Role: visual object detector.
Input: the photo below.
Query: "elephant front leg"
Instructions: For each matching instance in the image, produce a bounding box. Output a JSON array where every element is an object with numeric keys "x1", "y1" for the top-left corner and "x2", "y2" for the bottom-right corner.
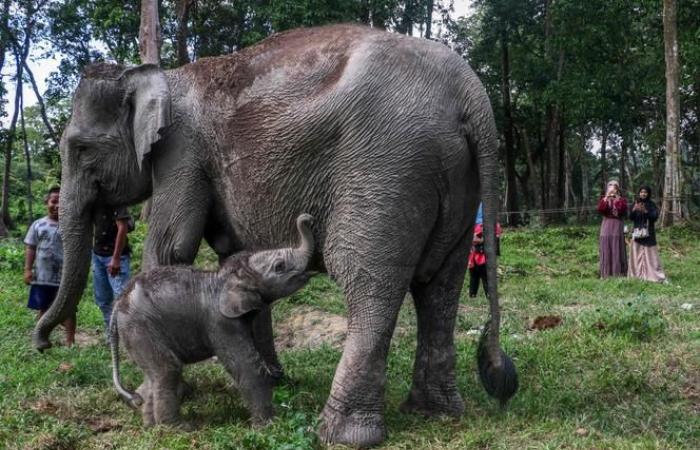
[
  {"x1": 215, "y1": 338, "x2": 275, "y2": 426},
  {"x1": 400, "y1": 234, "x2": 469, "y2": 417},
  {"x1": 143, "y1": 181, "x2": 210, "y2": 270},
  {"x1": 318, "y1": 270, "x2": 409, "y2": 448},
  {"x1": 251, "y1": 306, "x2": 284, "y2": 383}
]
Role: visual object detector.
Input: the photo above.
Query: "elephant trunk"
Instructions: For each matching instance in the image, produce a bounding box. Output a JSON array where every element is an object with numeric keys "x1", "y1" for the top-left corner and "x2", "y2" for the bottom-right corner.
[
  {"x1": 32, "y1": 181, "x2": 95, "y2": 351},
  {"x1": 293, "y1": 213, "x2": 315, "y2": 266},
  {"x1": 475, "y1": 113, "x2": 518, "y2": 405}
]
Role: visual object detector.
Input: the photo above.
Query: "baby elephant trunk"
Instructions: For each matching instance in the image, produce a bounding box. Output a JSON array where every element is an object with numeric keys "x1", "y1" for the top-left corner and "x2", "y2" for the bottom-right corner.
[
  {"x1": 110, "y1": 312, "x2": 143, "y2": 409},
  {"x1": 293, "y1": 213, "x2": 315, "y2": 266}
]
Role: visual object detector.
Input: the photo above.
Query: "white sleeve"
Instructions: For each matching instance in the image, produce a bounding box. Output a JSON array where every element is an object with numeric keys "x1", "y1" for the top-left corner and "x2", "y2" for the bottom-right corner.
[{"x1": 24, "y1": 221, "x2": 38, "y2": 247}]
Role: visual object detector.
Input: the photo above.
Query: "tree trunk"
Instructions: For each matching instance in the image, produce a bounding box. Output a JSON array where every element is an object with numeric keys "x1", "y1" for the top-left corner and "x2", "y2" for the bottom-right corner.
[
  {"x1": 660, "y1": 0, "x2": 683, "y2": 226},
  {"x1": 22, "y1": 61, "x2": 59, "y2": 148},
  {"x1": 139, "y1": 0, "x2": 162, "y2": 222},
  {"x1": 580, "y1": 156, "x2": 590, "y2": 222},
  {"x1": 0, "y1": 0, "x2": 10, "y2": 80},
  {"x1": 558, "y1": 114, "x2": 566, "y2": 213},
  {"x1": 542, "y1": 1, "x2": 565, "y2": 224},
  {"x1": 600, "y1": 125, "x2": 609, "y2": 194},
  {"x1": 500, "y1": 26, "x2": 520, "y2": 226},
  {"x1": 515, "y1": 125, "x2": 534, "y2": 211},
  {"x1": 424, "y1": 0, "x2": 434, "y2": 39},
  {"x1": 620, "y1": 127, "x2": 630, "y2": 196},
  {"x1": 400, "y1": 1, "x2": 414, "y2": 35},
  {"x1": 564, "y1": 141, "x2": 572, "y2": 211},
  {"x1": 175, "y1": 0, "x2": 191, "y2": 66},
  {"x1": 139, "y1": 0, "x2": 161, "y2": 65},
  {"x1": 2, "y1": 45, "x2": 28, "y2": 229},
  {"x1": 20, "y1": 91, "x2": 33, "y2": 224}
]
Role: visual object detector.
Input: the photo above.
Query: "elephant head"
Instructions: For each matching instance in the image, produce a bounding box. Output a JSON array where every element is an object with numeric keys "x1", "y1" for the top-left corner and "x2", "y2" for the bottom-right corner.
[
  {"x1": 219, "y1": 214, "x2": 316, "y2": 316},
  {"x1": 33, "y1": 64, "x2": 171, "y2": 350}
]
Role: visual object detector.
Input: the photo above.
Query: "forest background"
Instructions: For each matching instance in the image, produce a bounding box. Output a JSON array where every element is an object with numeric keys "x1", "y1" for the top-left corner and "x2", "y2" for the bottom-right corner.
[{"x1": 1, "y1": 0, "x2": 699, "y2": 234}]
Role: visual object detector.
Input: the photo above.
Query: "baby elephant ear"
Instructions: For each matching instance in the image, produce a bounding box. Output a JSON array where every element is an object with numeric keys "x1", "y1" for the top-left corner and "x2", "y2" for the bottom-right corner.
[{"x1": 219, "y1": 286, "x2": 265, "y2": 319}]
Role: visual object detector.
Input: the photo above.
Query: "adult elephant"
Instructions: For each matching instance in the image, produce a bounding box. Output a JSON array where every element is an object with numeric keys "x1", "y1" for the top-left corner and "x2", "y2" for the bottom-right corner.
[{"x1": 34, "y1": 24, "x2": 516, "y2": 447}]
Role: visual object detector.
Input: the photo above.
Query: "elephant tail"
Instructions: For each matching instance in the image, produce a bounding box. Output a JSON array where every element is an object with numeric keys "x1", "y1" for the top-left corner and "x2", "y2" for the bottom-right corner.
[
  {"x1": 468, "y1": 87, "x2": 519, "y2": 406},
  {"x1": 110, "y1": 311, "x2": 143, "y2": 409}
]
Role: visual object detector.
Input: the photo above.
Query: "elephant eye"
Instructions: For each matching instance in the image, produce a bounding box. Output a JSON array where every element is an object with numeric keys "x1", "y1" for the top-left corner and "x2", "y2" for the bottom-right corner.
[{"x1": 273, "y1": 260, "x2": 286, "y2": 274}]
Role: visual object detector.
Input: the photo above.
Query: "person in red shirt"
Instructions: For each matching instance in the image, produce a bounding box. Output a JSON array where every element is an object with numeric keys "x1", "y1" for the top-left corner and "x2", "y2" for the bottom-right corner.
[
  {"x1": 597, "y1": 180, "x2": 628, "y2": 278},
  {"x1": 468, "y1": 222, "x2": 502, "y2": 298}
]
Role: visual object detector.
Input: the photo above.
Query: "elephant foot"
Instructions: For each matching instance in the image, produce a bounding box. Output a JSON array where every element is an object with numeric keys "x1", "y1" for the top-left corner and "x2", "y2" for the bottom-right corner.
[
  {"x1": 318, "y1": 404, "x2": 386, "y2": 448},
  {"x1": 177, "y1": 380, "x2": 194, "y2": 400},
  {"x1": 399, "y1": 386, "x2": 465, "y2": 418},
  {"x1": 263, "y1": 362, "x2": 288, "y2": 386},
  {"x1": 32, "y1": 329, "x2": 53, "y2": 352},
  {"x1": 162, "y1": 420, "x2": 195, "y2": 432}
]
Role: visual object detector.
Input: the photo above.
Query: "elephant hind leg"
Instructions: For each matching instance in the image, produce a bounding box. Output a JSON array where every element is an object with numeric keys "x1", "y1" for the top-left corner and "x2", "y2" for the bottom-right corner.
[
  {"x1": 400, "y1": 229, "x2": 471, "y2": 417},
  {"x1": 318, "y1": 262, "x2": 413, "y2": 448},
  {"x1": 137, "y1": 379, "x2": 155, "y2": 427},
  {"x1": 151, "y1": 368, "x2": 187, "y2": 427}
]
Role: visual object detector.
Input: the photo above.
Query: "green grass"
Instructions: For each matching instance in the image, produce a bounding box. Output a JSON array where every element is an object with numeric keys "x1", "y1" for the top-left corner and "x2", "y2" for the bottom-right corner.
[{"x1": 1, "y1": 224, "x2": 699, "y2": 449}]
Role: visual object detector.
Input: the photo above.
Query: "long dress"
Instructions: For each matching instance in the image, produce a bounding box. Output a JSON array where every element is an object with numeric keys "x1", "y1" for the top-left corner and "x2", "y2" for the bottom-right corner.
[
  {"x1": 598, "y1": 196, "x2": 628, "y2": 278},
  {"x1": 628, "y1": 200, "x2": 666, "y2": 282}
]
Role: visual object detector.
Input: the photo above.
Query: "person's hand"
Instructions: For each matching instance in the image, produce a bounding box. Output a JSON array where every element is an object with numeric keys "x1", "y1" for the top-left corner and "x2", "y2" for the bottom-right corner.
[
  {"x1": 23, "y1": 269, "x2": 33, "y2": 285},
  {"x1": 108, "y1": 258, "x2": 121, "y2": 277}
]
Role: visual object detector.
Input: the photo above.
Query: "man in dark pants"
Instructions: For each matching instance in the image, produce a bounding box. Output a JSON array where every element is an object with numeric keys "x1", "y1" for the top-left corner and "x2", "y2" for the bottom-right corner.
[
  {"x1": 92, "y1": 206, "x2": 133, "y2": 340},
  {"x1": 467, "y1": 221, "x2": 502, "y2": 298}
]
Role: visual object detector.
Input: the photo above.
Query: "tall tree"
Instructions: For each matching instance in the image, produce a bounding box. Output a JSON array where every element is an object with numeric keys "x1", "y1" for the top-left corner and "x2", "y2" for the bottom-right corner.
[
  {"x1": 499, "y1": 15, "x2": 520, "y2": 225},
  {"x1": 20, "y1": 89, "x2": 34, "y2": 223},
  {"x1": 175, "y1": 0, "x2": 192, "y2": 66},
  {"x1": 660, "y1": 0, "x2": 682, "y2": 225},
  {"x1": 140, "y1": 0, "x2": 161, "y2": 65},
  {"x1": 2, "y1": 0, "x2": 41, "y2": 231}
]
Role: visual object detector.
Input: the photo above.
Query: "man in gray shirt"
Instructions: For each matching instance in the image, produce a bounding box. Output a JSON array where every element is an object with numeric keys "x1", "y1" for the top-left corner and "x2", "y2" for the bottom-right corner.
[{"x1": 24, "y1": 186, "x2": 76, "y2": 346}]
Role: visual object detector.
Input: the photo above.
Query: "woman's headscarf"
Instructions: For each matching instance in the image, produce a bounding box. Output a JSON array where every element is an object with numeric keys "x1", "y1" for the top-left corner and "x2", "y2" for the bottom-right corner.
[
  {"x1": 637, "y1": 185, "x2": 653, "y2": 202},
  {"x1": 606, "y1": 180, "x2": 620, "y2": 195}
]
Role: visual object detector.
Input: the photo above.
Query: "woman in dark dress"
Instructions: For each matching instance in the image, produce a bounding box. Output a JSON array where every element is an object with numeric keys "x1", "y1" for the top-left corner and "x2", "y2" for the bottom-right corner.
[
  {"x1": 598, "y1": 180, "x2": 628, "y2": 278},
  {"x1": 628, "y1": 186, "x2": 666, "y2": 282}
]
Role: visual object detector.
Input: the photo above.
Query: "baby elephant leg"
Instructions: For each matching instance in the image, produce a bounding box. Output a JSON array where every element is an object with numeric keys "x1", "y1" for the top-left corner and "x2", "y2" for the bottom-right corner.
[
  {"x1": 151, "y1": 368, "x2": 187, "y2": 427},
  {"x1": 216, "y1": 341, "x2": 274, "y2": 425},
  {"x1": 137, "y1": 379, "x2": 155, "y2": 427}
]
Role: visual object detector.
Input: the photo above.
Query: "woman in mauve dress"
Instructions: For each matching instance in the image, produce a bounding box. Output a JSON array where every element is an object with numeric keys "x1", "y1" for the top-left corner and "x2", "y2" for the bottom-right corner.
[
  {"x1": 598, "y1": 180, "x2": 628, "y2": 278},
  {"x1": 628, "y1": 186, "x2": 666, "y2": 282}
]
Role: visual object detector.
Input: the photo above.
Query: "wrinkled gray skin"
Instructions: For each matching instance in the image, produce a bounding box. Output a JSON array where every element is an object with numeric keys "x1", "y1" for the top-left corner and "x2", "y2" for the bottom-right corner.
[
  {"x1": 110, "y1": 214, "x2": 315, "y2": 427},
  {"x1": 35, "y1": 24, "x2": 508, "y2": 447}
]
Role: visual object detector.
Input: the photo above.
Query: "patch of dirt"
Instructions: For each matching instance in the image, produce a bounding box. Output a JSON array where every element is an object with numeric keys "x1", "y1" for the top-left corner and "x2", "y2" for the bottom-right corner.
[
  {"x1": 56, "y1": 362, "x2": 74, "y2": 373},
  {"x1": 29, "y1": 399, "x2": 59, "y2": 415},
  {"x1": 458, "y1": 303, "x2": 484, "y2": 315},
  {"x1": 26, "y1": 398, "x2": 74, "y2": 422},
  {"x1": 275, "y1": 306, "x2": 347, "y2": 350},
  {"x1": 85, "y1": 417, "x2": 121, "y2": 433},
  {"x1": 529, "y1": 315, "x2": 563, "y2": 331},
  {"x1": 24, "y1": 433, "x2": 75, "y2": 450},
  {"x1": 74, "y1": 330, "x2": 102, "y2": 347}
]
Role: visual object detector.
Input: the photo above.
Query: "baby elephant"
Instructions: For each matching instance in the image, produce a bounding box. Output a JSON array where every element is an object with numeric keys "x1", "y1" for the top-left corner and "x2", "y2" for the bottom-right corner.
[{"x1": 110, "y1": 214, "x2": 315, "y2": 428}]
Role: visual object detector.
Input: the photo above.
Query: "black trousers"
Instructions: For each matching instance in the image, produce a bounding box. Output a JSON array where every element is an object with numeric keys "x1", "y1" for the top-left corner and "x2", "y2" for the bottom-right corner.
[{"x1": 469, "y1": 264, "x2": 489, "y2": 297}]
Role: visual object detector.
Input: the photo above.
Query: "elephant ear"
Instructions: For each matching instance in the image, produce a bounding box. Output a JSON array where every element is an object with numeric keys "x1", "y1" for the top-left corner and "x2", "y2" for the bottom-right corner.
[
  {"x1": 119, "y1": 65, "x2": 171, "y2": 170},
  {"x1": 219, "y1": 282, "x2": 265, "y2": 319}
]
